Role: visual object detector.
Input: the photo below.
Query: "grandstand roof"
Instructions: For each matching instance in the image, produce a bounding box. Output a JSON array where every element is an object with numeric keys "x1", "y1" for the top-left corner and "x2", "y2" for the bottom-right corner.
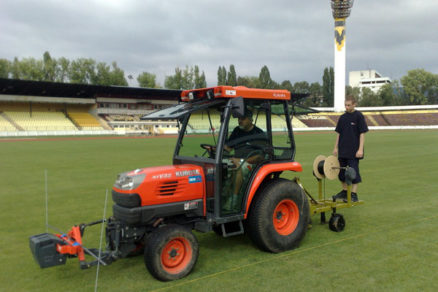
[{"x1": 0, "y1": 78, "x2": 181, "y2": 100}]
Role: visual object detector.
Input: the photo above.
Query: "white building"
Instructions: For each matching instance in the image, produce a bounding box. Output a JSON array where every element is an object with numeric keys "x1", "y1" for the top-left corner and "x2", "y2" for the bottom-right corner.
[{"x1": 349, "y1": 70, "x2": 391, "y2": 93}]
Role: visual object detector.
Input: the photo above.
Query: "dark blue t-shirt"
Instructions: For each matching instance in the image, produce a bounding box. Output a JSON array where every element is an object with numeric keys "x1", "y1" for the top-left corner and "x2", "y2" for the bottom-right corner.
[
  {"x1": 226, "y1": 126, "x2": 267, "y2": 158},
  {"x1": 335, "y1": 110, "x2": 368, "y2": 159}
]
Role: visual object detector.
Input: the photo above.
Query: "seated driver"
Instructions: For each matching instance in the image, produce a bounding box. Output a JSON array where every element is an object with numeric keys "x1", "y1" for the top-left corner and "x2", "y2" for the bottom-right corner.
[{"x1": 224, "y1": 109, "x2": 267, "y2": 206}]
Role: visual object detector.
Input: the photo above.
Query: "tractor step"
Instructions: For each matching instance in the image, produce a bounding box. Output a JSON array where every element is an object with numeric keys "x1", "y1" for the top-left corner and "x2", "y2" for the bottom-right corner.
[{"x1": 220, "y1": 221, "x2": 244, "y2": 238}]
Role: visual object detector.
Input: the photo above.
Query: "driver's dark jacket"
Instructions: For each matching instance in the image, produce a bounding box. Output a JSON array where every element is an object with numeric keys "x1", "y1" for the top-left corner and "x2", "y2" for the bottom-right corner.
[{"x1": 225, "y1": 126, "x2": 267, "y2": 158}]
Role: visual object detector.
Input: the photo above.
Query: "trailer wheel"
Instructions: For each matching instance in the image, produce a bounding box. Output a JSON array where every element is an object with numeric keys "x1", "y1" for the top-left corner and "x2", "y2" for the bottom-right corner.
[
  {"x1": 329, "y1": 214, "x2": 345, "y2": 232},
  {"x1": 144, "y1": 225, "x2": 199, "y2": 281},
  {"x1": 247, "y1": 178, "x2": 309, "y2": 253}
]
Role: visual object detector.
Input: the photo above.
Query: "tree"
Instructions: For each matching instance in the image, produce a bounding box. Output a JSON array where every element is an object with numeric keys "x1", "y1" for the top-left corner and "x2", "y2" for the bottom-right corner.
[
  {"x1": 382, "y1": 80, "x2": 410, "y2": 105},
  {"x1": 322, "y1": 67, "x2": 334, "y2": 106},
  {"x1": 137, "y1": 72, "x2": 157, "y2": 88},
  {"x1": 2, "y1": 53, "x2": 128, "y2": 86},
  {"x1": 0, "y1": 59, "x2": 9, "y2": 78},
  {"x1": 237, "y1": 76, "x2": 259, "y2": 88},
  {"x1": 346, "y1": 86, "x2": 360, "y2": 103},
  {"x1": 18, "y1": 57, "x2": 45, "y2": 81},
  {"x1": 165, "y1": 65, "x2": 206, "y2": 90},
  {"x1": 181, "y1": 66, "x2": 194, "y2": 90},
  {"x1": 95, "y1": 62, "x2": 112, "y2": 85},
  {"x1": 217, "y1": 66, "x2": 227, "y2": 85},
  {"x1": 55, "y1": 57, "x2": 70, "y2": 83},
  {"x1": 227, "y1": 65, "x2": 237, "y2": 86},
  {"x1": 200, "y1": 72, "x2": 207, "y2": 88},
  {"x1": 108, "y1": 62, "x2": 128, "y2": 86},
  {"x1": 378, "y1": 83, "x2": 400, "y2": 106},
  {"x1": 259, "y1": 65, "x2": 273, "y2": 89},
  {"x1": 307, "y1": 82, "x2": 323, "y2": 107},
  {"x1": 401, "y1": 69, "x2": 438, "y2": 105},
  {"x1": 280, "y1": 80, "x2": 293, "y2": 92},
  {"x1": 194, "y1": 65, "x2": 206, "y2": 88},
  {"x1": 10, "y1": 58, "x2": 20, "y2": 79},
  {"x1": 43, "y1": 51, "x2": 56, "y2": 82},
  {"x1": 165, "y1": 67, "x2": 183, "y2": 89},
  {"x1": 358, "y1": 88, "x2": 380, "y2": 106},
  {"x1": 69, "y1": 58, "x2": 96, "y2": 84},
  {"x1": 293, "y1": 81, "x2": 310, "y2": 94}
]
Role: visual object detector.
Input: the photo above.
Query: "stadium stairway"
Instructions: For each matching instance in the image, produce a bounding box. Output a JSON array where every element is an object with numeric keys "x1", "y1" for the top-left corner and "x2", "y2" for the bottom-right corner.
[
  {"x1": 97, "y1": 115, "x2": 113, "y2": 130},
  {"x1": 0, "y1": 112, "x2": 24, "y2": 131}
]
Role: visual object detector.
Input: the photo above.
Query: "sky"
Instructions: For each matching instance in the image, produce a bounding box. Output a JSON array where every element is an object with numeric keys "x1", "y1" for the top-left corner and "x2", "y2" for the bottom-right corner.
[{"x1": 1, "y1": 0, "x2": 438, "y2": 87}]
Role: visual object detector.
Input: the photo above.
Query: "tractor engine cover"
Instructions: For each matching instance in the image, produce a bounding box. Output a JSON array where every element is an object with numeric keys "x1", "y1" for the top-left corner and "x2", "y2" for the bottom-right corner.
[{"x1": 112, "y1": 165, "x2": 205, "y2": 224}]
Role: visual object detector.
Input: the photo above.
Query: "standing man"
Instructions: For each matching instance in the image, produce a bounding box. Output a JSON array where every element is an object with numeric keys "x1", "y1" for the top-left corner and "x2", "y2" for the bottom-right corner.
[{"x1": 332, "y1": 96, "x2": 368, "y2": 202}]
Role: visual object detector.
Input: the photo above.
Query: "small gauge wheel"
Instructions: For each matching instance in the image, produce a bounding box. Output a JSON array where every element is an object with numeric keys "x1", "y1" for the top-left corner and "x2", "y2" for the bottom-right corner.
[{"x1": 329, "y1": 213, "x2": 345, "y2": 232}]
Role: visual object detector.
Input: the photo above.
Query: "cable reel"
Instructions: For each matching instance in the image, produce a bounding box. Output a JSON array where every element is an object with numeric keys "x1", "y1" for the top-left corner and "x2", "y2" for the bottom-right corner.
[
  {"x1": 312, "y1": 155, "x2": 340, "y2": 180},
  {"x1": 312, "y1": 155, "x2": 356, "y2": 184}
]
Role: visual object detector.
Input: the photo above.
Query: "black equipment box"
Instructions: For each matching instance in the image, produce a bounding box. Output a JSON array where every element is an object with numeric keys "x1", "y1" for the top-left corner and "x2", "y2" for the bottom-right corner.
[{"x1": 29, "y1": 233, "x2": 67, "y2": 268}]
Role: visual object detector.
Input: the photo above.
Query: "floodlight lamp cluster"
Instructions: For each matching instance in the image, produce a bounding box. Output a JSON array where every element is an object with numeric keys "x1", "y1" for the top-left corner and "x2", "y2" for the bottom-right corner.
[{"x1": 331, "y1": 0, "x2": 354, "y2": 19}]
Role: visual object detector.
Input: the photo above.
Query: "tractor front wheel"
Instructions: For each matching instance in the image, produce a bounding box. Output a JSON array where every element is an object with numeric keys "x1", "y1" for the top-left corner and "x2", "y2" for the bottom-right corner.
[
  {"x1": 247, "y1": 178, "x2": 309, "y2": 253},
  {"x1": 144, "y1": 225, "x2": 199, "y2": 281}
]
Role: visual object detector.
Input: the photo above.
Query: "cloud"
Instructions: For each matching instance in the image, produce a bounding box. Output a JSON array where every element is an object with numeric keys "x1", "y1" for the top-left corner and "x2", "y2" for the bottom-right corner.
[{"x1": 1, "y1": 0, "x2": 437, "y2": 86}]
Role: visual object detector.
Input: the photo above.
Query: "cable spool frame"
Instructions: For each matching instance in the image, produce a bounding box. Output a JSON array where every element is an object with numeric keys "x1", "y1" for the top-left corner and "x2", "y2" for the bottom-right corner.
[{"x1": 295, "y1": 154, "x2": 365, "y2": 232}]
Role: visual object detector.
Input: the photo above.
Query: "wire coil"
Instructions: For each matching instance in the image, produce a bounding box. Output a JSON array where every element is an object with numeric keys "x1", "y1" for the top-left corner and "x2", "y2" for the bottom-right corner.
[{"x1": 312, "y1": 155, "x2": 340, "y2": 180}]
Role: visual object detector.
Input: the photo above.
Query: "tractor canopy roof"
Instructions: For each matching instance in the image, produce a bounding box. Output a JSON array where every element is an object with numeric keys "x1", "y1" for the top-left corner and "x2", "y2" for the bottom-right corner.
[
  {"x1": 142, "y1": 86, "x2": 291, "y2": 120},
  {"x1": 180, "y1": 86, "x2": 290, "y2": 102}
]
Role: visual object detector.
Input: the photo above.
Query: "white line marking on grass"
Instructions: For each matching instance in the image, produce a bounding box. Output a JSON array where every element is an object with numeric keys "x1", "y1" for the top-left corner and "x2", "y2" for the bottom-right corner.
[{"x1": 151, "y1": 214, "x2": 438, "y2": 292}]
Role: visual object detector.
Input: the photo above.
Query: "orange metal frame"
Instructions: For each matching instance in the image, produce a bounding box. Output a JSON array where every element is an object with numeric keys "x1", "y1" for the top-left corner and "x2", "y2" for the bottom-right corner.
[
  {"x1": 181, "y1": 86, "x2": 290, "y2": 101},
  {"x1": 55, "y1": 226, "x2": 86, "y2": 262}
]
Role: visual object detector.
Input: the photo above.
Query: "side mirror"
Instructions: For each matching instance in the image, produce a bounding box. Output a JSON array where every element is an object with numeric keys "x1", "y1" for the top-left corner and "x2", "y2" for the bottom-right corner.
[{"x1": 229, "y1": 97, "x2": 245, "y2": 118}]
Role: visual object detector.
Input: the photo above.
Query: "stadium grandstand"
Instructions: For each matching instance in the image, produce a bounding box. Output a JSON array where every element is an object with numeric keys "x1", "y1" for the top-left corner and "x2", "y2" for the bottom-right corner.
[
  {"x1": 1, "y1": 78, "x2": 438, "y2": 137},
  {"x1": 0, "y1": 78, "x2": 180, "y2": 136},
  {"x1": 298, "y1": 106, "x2": 438, "y2": 131}
]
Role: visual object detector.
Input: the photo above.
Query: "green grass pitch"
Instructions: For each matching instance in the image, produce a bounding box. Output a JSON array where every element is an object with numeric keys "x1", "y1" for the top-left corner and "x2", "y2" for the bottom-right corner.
[{"x1": 1, "y1": 130, "x2": 437, "y2": 291}]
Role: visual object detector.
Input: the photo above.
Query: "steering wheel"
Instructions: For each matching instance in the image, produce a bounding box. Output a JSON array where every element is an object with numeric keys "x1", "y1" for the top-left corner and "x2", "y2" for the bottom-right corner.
[{"x1": 200, "y1": 144, "x2": 216, "y2": 158}]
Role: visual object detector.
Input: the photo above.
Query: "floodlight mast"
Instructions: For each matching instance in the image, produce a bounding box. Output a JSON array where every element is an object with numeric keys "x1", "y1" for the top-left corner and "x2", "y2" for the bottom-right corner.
[{"x1": 331, "y1": 0, "x2": 354, "y2": 112}]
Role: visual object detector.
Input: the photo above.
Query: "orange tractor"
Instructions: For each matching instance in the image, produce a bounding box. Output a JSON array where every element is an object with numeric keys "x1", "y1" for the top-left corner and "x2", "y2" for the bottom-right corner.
[{"x1": 30, "y1": 86, "x2": 315, "y2": 281}]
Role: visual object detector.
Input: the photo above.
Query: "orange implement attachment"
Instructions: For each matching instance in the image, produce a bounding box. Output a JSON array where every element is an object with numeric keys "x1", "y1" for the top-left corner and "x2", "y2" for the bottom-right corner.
[
  {"x1": 181, "y1": 86, "x2": 290, "y2": 101},
  {"x1": 55, "y1": 226, "x2": 86, "y2": 262}
]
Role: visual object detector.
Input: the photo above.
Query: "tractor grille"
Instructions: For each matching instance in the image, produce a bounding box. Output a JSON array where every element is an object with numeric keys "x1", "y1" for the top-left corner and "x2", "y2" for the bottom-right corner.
[{"x1": 157, "y1": 179, "x2": 187, "y2": 196}]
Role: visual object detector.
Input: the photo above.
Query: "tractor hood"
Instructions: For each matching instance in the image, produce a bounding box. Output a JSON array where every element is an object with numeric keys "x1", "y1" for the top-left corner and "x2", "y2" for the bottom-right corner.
[{"x1": 113, "y1": 164, "x2": 205, "y2": 206}]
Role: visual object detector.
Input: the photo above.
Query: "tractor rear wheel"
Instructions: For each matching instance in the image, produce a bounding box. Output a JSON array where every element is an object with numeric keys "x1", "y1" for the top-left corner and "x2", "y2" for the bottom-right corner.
[
  {"x1": 144, "y1": 224, "x2": 199, "y2": 281},
  {"x1": 247, "y1": 178, "x2": 309, "y2": 253}
]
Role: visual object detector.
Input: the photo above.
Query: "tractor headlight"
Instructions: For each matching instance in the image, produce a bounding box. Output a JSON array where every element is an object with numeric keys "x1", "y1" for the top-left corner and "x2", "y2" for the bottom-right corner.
[{"x1": 114, "y1": 172, "x2": 146, "y2": 190}]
